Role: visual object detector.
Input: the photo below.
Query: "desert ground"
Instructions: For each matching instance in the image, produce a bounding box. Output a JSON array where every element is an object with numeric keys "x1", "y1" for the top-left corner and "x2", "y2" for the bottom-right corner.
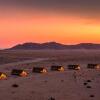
[{"x1": 0, "y1": 49, "x2": 100, "y2": 100}]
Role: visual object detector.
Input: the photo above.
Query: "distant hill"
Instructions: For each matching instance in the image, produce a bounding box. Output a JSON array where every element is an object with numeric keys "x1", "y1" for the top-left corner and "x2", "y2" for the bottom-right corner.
[{"x1": 9, "y1": 42, "x2": 100, "y2": 50}]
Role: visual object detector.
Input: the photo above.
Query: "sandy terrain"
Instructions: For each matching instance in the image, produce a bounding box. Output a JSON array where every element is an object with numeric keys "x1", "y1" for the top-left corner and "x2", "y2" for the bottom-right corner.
[{"x1": 0, "y1": 50, "x2": 100, "y2": 100}]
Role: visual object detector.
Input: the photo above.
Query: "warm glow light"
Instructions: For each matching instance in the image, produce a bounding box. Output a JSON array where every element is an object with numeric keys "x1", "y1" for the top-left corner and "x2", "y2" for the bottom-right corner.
[{"x1": 0, "y1": 7, "x2": 100, "y2": 48}]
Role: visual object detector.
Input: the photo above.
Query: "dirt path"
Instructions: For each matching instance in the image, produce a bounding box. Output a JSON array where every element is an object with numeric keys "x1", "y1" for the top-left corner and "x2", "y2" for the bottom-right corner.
[{"x1": 0, "y1": 58, "x2": 49, "y2": 68}]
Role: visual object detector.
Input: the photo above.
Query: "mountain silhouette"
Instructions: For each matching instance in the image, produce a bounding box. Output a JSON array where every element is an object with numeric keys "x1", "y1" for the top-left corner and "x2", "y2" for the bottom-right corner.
[{"x1": 10, "y1": 42, "x2": 100, "y2": 50}]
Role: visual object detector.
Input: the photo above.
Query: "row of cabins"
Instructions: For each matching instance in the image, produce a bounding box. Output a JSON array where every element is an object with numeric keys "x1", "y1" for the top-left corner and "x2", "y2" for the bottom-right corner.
[{"x1": 0, "y1": 64, "x2": 100, "y2": 80}]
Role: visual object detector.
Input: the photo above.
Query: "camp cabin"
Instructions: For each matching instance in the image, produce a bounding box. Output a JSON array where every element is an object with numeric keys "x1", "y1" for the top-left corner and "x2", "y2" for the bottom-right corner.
[
  {"x1": 87, "y1": 64, "x2": 100, "y2": 69},
  {"x1": 11, "y1": 69, "x2": 28, "y2": 77},
  {"x1": 51, "y1": 65, "x2": 64, "y2": 71},
  {"x1": 68, "y1": 65, "x2": 80, "y2": 70},
  {"x1": 0, "y1": 72, "x2": 7, "y2": 80},
  {"x1": 32, "y1": 67, "x2": 47, "y2": 73}
]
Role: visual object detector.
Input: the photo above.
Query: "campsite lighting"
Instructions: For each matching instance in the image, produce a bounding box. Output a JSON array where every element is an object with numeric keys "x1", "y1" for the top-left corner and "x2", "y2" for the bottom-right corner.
[
  {"x1": 33, "y1": 67, "x2": 47, "y2": 73},
  {"x1": 20, "y1": 71, "x2": 28, "y2": 77},
  {"x1": 87, "y1": 64, "x2": 100, "y2": 69},
  {"x1": 0, "y1": 72, "x2": 7, "y2": 80},
  {"x1": 68, "y1": 65, "x2": 80, "y2": 70},
  {"x1": 51, "y1": 65, "x2": 65, "y2": 71},
  {"x1": 11, "y1": 69, "x2": 28, "y2": 77}
]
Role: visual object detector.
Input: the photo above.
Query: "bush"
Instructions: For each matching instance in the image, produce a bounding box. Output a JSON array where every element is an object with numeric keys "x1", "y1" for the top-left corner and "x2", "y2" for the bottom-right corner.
[{"x1": 12, "y1": 84, "x2": 19, "y2": 88}]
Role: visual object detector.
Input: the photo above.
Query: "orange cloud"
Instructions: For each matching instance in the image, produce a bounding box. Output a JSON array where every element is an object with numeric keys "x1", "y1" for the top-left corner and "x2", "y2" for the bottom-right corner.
[{"x1": 0, "y1": 8, "x2": 100, "y2": 48}]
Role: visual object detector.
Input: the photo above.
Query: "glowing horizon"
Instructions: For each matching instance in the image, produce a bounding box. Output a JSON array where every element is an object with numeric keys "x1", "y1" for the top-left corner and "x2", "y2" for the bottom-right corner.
[{"x1": 0, "y1": 0, "x2": 100, "y2": 48}]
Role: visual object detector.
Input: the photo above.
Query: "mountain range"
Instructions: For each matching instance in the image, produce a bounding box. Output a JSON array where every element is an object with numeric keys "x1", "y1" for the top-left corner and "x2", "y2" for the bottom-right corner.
[{"x1": 9, "y1": 42, "x2": 100, "y2": 50}]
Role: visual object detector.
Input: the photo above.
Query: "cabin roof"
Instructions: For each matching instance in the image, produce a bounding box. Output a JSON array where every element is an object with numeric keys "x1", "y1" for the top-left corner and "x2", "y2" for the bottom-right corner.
[
  {"x1": 11, "y1": 69, "x2": 25, "y2": 74},
  {"x1": 51, "y1": 65, "x2": 62, "y2": 67},
  {"x1": 34, "y1": 67, "x2": 44, "y2": 68},
  {"x1": 88, "y1": 64, "x2": 99, "y2": 66},
  {"x1": 51, "y1": 66, "x2": 63, "y2": 69},
  {"x1": 68, "y1": 65, "x2": 79, "y2": 67},
  {"x1": 0, "y1": 72, "x2": 6, "y2": 76},
  {"x1": 33, "y1": 67, "x2": 45, "y2": 69}
]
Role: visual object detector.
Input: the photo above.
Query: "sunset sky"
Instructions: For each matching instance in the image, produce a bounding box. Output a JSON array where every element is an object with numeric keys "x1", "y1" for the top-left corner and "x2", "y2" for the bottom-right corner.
[{"x1": 0, "y1": 0, "x2": 100, "y2": 48}]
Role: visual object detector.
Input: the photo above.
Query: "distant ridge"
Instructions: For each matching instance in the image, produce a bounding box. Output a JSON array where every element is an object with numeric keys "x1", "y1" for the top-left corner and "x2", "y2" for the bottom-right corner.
[{"x1": 9, "y1": 42, "x2": 100, "y2": 50}]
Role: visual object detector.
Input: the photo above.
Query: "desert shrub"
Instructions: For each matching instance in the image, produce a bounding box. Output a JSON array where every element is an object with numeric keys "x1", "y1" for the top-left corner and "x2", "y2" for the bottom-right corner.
[{"x1": 12, "y1": 84, "x2": 19, "y2": 88}]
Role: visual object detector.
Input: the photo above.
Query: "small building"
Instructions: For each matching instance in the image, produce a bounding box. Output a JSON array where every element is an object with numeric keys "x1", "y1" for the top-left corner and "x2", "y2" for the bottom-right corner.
[
  {"x1": 68, "y1": 65, "x2": 80, "y2": 70},
  {"x1": 0, "y1": 72, "x2": 7, "y2": 80},
  {"x1": 51, "y1": 65, "x2": 64, "y2": 71},
  {"x1": 87, "y1": 64, "x2": 100, "y2": 69},
  {"x1": 32, "y1": 67, "x2": 47, "y2": 73},
  {"x1": 11, "y1": 69, "x2": 28, "y2": 77}
]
